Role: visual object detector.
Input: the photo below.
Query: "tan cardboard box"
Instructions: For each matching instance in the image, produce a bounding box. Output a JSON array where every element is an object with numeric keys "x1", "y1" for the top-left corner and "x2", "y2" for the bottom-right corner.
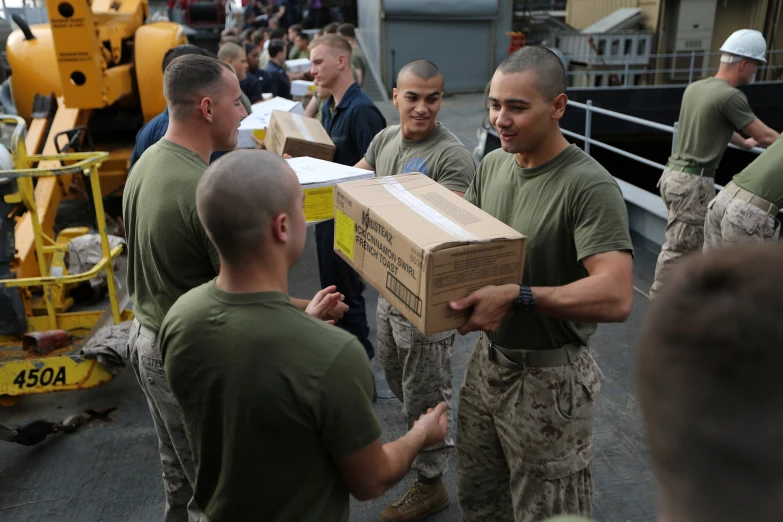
[
  {"x1": 237, "y1": 98, "x2": 304, "y2": 149},
  {"x1": 266, "y1": 110, "x2": 335, "y2": 161},
  {"x1": 334, "y1": 174, "x2": 526, "y2": 335}
]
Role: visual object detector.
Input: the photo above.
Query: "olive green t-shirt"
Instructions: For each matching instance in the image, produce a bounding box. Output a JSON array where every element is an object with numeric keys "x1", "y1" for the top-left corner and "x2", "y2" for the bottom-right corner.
[
  {"x1": 160, "y1": 282, "x2": 381, "y2": 522},
  {"x1": 123, "y1": 139, "x2": 219, "y2": 332},
  {"x1": 466, "y1": 145, "x2": 633, "y2": 350},
  {"x1": 364, "y1": 123, "x2": 476, "y2": 192},
  {"x1": 669, "y1": 77, "x2": 757, "y2": 171},
  {"x1": 288, "y1": 46, "x2": 309, "y2": 61},
  {"x1": 732, "y1": 135, "x2": 783, "y2": 207},
  {"x1": 351, "y1": 46, "x2": 368, "y2": 84}
]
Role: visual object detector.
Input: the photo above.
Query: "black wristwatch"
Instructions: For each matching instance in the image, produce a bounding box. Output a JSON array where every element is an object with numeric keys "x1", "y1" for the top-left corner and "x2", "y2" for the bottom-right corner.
[{"x1": 512, "y1": 285, "x2": 535, "y2": 313}]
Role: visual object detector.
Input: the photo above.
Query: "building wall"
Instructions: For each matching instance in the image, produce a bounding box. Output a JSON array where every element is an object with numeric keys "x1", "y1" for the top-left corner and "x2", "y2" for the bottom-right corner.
[{"x1": 566, "y1": 0, "x2": 662, "y2": 31}]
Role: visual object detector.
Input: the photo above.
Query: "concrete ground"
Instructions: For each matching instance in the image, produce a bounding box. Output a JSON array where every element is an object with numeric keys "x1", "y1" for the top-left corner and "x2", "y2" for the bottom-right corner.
[{"x1": 0, "y1": 94, "x2": 659, "y2": 521}]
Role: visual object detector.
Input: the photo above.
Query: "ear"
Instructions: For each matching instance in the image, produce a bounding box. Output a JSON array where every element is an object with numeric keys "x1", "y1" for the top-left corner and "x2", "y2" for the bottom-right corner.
[
  {"x1": 271, "y1": 212, "x2": 289, "y2": 244},
  {"x1": 392, "y1": 88, "x2": 399, "y2": 107},
  {"x1": 552, "y1": 93, "x2": 568, "y2": 121},
  {"x1": 200, "y1": 97, "x2": 215, "y2": 122}
]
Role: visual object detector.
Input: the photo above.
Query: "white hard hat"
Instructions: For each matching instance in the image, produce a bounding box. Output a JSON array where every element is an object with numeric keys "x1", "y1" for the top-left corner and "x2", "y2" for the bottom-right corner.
[{"x1": 720, "y1": 29, "x2": 767, "y2": 64}]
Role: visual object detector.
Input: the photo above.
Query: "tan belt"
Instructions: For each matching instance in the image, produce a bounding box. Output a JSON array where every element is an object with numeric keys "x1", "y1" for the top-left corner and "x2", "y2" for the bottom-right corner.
[
  {"x1": 488, "y1": 338, "x2": 585, "y2": 370},
  {"x1": 726, "y1": 181, "x2": 779, "y2": 216}
]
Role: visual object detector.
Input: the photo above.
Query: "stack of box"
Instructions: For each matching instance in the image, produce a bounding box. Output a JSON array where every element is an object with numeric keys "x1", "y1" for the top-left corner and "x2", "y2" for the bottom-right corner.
[
  {"x1": 285, "y1": 58, "x2": 311, "y2": 75},
  {"x1": 333, "y1": 174, "x2": 527, "y2": 334},
  {"x1": 236, "y1": 97, "x2": 304, "y2": 148},
  {"x1": 286, "y1": 156, "x2": 375, "y2": 224}
]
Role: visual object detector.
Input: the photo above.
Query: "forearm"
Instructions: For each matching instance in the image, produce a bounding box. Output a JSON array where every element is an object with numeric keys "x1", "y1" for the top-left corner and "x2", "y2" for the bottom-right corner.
[
  {"x1": 730, "y1": 132, "x2": 746, "y2": 146},
  {"x1": 305, "y1": 95, "x2": 319, "y2": 118},
  {"x1": 533, "y1": 273, "x2": 631, "y2": 323},
  {"x1": 374, "y1": 427, "x2": 428, "y2": 495},
  {"x1": 290, "y1": 297, "x2": 309, "y2": 310}
]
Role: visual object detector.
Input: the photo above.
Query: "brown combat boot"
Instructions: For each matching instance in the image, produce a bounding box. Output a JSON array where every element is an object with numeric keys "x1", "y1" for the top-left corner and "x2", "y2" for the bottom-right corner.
[{"x1": 379, "y1": 474, "x2": 449, "y2": 522}]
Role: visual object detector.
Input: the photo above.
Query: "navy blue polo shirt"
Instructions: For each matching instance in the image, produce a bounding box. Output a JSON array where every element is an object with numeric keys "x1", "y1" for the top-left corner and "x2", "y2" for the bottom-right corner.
[
  {"x1": 130, "y1": 108, "x2": 224, "y2": 168},
  {"x1": 321, "y1": 82, "x2": 386, "y2": 166},
  {"x1": 263, "y1": 61, "x2": 291, "y2": 100},
  {"x1": 240, "y1": 74, "x2": 265, "y2": 103}
]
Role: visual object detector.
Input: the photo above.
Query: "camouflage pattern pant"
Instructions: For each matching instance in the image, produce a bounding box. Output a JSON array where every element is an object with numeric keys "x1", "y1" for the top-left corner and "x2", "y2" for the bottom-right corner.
[
  {"x1": 703, "y1": 186, "x2": 780, "y2": 250},
  {"x1": 127, "y1": 319, "x2": 201, "y2": 522},
  {"x1": 456, "y1": 334, "x2": 601, "y2": 522},
  {"x1": 651, "y1": 168, "x2": 716, "y2": 298},
  {"x1": 377, "y1": 296, "x2": 455, "y2": 478}
]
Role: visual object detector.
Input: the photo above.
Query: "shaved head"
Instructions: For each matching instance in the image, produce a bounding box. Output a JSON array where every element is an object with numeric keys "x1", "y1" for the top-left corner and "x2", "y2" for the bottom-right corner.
[
  {"x1": 217, "y1": 42, "x2": 244, "y2": 62},
  {"x1": 498, "y1": 45, "x2": 566, "y2": 101},
  {"x1": 163, "y1": 55, "x2": 233, "y2": 121},
  {"x1": 398, "y1": 59, "x2": 442, "y2": 83},
  {"x1": 196, "y1": 151, "x2": 302, "y2": 265}
]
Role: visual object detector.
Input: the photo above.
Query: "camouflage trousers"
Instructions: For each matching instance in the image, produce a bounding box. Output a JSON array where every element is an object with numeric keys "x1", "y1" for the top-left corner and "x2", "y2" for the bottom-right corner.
[
  {"x1": 651, "y1": 168, "x2": 716, "y2": 298},
  {"x1": 127, "y1": 319, "x2": 201, "y2": 522},
  {"x1": 703, "y1": 184, "x2": 780, "y2": 250},
  {"x1": 456, "y1": 334, "x2": 601, "y2": 522},
  {"x1": 377, "y1": 296, "x2": 455, "y2": 478}
]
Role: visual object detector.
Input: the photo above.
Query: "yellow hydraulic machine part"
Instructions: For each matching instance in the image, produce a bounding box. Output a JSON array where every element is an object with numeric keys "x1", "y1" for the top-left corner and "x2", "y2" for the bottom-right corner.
[
  {"x1": 4, "y1": 0, "x2": 186, "y2": 304},
  {"x1": 0, "y1": 116, "x2": 132, "y2": 402}
]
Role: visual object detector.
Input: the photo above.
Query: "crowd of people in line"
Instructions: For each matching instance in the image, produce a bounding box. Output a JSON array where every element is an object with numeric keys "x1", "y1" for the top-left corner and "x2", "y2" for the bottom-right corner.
[{"x1": 120, "y1": 20, "x2": 783, "y2": 522}]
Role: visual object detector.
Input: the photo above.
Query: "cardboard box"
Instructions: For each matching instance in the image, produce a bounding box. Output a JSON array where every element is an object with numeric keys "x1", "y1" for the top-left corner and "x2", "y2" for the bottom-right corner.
[
  {"x1": 285, "y1": 58, "x2": 311, "y2": 74},
  {"x1": 267, "y1": 110, "x2": 335, "y2": 161},
  {"x1": 236, "y1": 98, "x2": 304, "y2": 148},
  {"x1": 287, "y1": 156, "x2": 375, "y2": 224},
  {"x1": 291, "y1": 80, "x2": 317, "y2": 97},
  {"x1": 334, "y1": 174, "x2": 526, "y2": 334}
]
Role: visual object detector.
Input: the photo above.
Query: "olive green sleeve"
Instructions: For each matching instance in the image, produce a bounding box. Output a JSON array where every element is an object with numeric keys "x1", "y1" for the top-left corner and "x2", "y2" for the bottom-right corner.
[
  {"x1": 572, "y1": 182, "x2": 634, "y2": 261},
  {"x1": 435, "y1": 145, "x2": 477, "y2": 193},
  {"x1": 723, "y1": 91, "x2": 757, "y2": 131},
  {"x1": 317, "y1": 340, "x2": 383, "y2": 458},
  {"x1": 464, "y1": 157, "x2": 484, "y2": 206}
]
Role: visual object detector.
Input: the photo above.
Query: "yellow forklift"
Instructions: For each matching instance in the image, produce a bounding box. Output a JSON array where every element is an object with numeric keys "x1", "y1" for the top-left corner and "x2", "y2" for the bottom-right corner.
[{"x1": 0, "y1": 0, "x2": 187, "y2": 416}]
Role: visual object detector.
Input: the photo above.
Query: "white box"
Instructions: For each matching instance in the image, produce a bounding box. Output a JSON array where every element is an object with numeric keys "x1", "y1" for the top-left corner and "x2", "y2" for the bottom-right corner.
[
  {"x1": 237, "y1": 98, "x2": 305, "y2": 149},
  {"x1": 286, "y1": 156, "x2": 375, "y2": 224},
  {"x1": 285, "y1": 58, "x2": 311, "y2": 74},
  {"x1": 291, "y1": 80, "x2": 316, "y2": 97}
]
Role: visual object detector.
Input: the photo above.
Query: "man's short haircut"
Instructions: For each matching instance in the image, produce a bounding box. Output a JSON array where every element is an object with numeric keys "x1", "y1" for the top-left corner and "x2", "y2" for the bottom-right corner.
[
  {"x1": 217, "y1": 42, "x2": 244, "y2": 62},
  {"x1": 196, "y1": 150, "x2": 300, "y2": 264},
  {"x1": 161, "y1": 44, "x2": 211, "y2": 73},
  {"x1": 251, "y1": 28, "x2": 268, "y2": 46},
  {"x1": 289, "y1": 23, "x2": 303, "y2": 36},
  {"x1": 240, "y1": 27, "x2": 253, "y2": 42},
  {"x1": 220, "y1": 36, "x2": 241, "y2": 47},
  {"x1": 268, "y1": 39, "x2": 285, "y2": 59},
  {"x1": 244, "y1": 42, "x2": 257, "y2": 56},
  {"x1": 296, "y1": 32, "x2": 310, "y2": 43},
  {"x1": 310, "y1": 34, "x2": 352, "y2": 59},
  {"x1": 497, "y1": 45, "x2": 567, "y2": 101},
  {"x1": 337, "y1": 23, "x2": 356, "y2": 39},
  {"x1": 270, "y1": 28, "x2": 285, "y2": 41},
  {"x1": 323, "y1": 22, "x2": 339, "y2": 35},
  {"x1": 398, "y1": 59, "x2": 443, "y2": 85},
  {"x1": 163, "y1": 55, "x2": 232, "y2": 121},
  {"x1": 638, "y1": 244, "x2": 783, "y2": 522}
]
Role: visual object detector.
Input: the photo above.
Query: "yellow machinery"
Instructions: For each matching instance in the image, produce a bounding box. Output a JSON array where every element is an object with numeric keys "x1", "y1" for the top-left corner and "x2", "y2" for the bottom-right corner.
[{"x1": 0, "y1": 0, "x2": 188, "y2": 402}]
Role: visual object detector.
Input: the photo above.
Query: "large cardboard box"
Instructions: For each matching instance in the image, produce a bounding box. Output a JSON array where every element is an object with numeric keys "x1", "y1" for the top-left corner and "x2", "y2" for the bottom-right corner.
[
  {"x1": 287, "y1": 157, "x2": 375, "y2": 224},
  {"x1": 267, "y1": 110, "x2": 335, "y2": 161},
  {"x1": 334, "y1": 174, "x2": 526, "y2": 334},
  {"x1": 236, "y1": 98, "x2": 304, "y2": 148}
]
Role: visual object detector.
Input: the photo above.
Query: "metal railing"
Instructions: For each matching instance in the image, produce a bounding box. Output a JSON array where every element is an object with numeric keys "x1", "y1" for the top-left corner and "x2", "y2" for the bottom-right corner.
[
  {"x1": 562, "y1": 99, "x2": 764, "y2": 194},
  {"x1": 562, "y1": 49, "x2": 783, "y2": 88}
]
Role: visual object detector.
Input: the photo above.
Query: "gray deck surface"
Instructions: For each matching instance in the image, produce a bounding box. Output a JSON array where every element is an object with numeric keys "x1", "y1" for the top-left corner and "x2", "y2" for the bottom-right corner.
[{"x1": 0, "y1": 94, "x2": 659, "y2": 522}]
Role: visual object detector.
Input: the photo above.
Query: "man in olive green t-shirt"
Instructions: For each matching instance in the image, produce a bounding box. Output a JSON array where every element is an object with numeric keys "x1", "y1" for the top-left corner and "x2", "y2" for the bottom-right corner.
[
  {"x1": 354, "y1": 59, "x2": 476, "y2": 522},
  {"x1": 651, "y1": 29, "x2": 779, "y2": 297},
  {"x1": 160, "y1": 150, "x2": 449, "y2": 522},
  {"x1": 123, "y1": 55, "x2": 345, "y2": 522},
  {"x1": 448, "y1": 46, "x2": 634, "y2": 522},
  {"x1": 704, "y1": 135, "x2": 783, "y2": 249},
  {"x1": 338, "y1": 23, "x2": 367, "y2": 88}
]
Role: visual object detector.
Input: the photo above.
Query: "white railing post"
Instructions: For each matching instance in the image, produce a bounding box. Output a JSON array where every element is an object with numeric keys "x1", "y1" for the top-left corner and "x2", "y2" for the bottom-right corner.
[
  {"x1": 624, "y1": 54, "x2": 630, "y2": 87},
  {"x1": 688, "y1": 50, "x2": 696, "y2": 84},
  {"x1": 672, "y1": 121, "x2": 679, "y2": 155},
  {"x1": 585, "y1": 100, "x2": 593, "y2": 155}
]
